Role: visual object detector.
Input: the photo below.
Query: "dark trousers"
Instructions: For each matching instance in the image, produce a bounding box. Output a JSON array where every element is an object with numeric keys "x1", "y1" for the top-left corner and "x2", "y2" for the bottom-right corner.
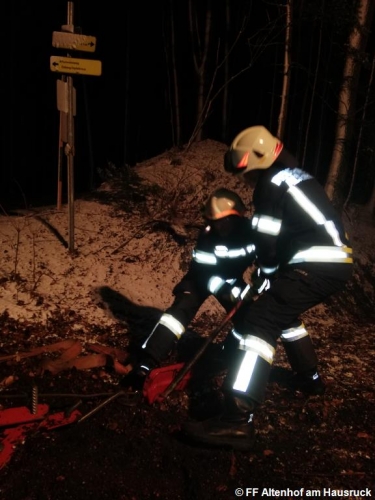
[
  {"x1": 142, "y1": 285, "x2": 238, "y2": 363},
  {"x1": 239, "y1": 267, "x2": 350, "y2": 348}
]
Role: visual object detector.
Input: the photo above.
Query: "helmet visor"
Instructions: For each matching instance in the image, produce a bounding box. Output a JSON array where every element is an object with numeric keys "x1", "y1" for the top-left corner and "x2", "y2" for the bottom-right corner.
[{"x1": 224, "y1": 150, "x2": 248, "y2": 175}]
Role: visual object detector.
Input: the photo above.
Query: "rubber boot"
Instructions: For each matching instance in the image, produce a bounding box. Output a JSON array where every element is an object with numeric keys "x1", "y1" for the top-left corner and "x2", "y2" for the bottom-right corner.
[
  {"x1": 287, "y1": 368, "x2": 326, "y2": 395},
  {"x1": 281, "y1": 324, "x2": 325, "y2": 395},
  {"x1": 182, "y1": 393, "x2": 256, "y2": 450}
]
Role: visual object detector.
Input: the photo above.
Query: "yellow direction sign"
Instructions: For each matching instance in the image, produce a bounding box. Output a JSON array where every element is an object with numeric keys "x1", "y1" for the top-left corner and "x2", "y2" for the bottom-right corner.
[
  {"x1": 50, "y1": 56, "x2": 102, "y2": 76},
  {"x1": 52, "y1": 31, "x2": 97, "y2": 53}
]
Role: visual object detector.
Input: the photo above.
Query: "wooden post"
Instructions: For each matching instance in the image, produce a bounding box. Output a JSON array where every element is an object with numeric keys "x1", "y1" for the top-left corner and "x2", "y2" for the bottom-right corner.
[{"x1": 65, "y1": 1, "x2": 75, "y2": 252}]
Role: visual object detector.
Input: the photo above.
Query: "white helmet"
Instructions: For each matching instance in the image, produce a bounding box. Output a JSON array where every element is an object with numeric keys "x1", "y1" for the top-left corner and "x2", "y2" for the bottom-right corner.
[
  {"x1": 224, "y1": 125, "x2": 283, "y2": 175},
  {"x1": 204, "y1": 188, "x2": 246, "y2": 220}
]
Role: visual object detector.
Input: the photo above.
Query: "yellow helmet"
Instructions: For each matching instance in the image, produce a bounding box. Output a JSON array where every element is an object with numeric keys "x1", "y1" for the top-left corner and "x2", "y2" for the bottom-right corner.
[
  {"x1": 224, "y1": 125, "x2": 283, "y2": 175},
  {"x1": 204, "y1": 188, "x2": 246, "y2": 220}
]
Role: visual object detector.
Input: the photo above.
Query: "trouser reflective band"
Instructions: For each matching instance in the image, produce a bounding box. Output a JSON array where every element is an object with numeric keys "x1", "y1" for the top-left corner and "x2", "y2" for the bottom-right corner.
[
  {"x1": 224, "y1": 335, "x2": 275, "y2": 404},
  {"x1": 141, "y1": 313, "x2": 185, "y2": 363},
  {"x1": 280, "y1": 323, "x2": 318, "y2": 373}
]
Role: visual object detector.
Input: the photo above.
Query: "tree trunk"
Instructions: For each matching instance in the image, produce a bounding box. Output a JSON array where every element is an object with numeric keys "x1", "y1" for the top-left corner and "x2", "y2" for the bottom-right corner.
[
  {"x1": 344, "y1": 52, "x2": 375, "y2": 211},
  {"x1": 300, "y1": 0, "x2": 324, "y2": 168},
  {"x1": 221, "y1": 0, "x2": 230, "y2": 142},
  {"x1": 277, "y1": 0, "x2": 292, "y2": 140},
  {"x1": 188, "y1": 0, "x2": 212, "y2": 142},
  {"x1": 325, "y1": 0, "x2": 373, "y2": 203}
]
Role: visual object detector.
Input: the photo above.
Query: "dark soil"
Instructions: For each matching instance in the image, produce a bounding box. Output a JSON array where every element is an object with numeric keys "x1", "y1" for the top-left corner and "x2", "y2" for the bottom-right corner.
[{"x1": 0, "y1": 304, "x2": 374, "y2": 500}]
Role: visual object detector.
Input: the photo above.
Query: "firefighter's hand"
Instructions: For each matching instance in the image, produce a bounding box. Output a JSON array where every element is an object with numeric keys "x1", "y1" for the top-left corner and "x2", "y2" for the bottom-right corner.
[
  {"x1": 222, "y1": 281, "x2": 245, "y2": 303},
  {"x1": 251, "y1": 268, "x2": 271, "y2": 295},
  {"x1": 121, "y1": 366, "x2": 149, "y2": 392}
]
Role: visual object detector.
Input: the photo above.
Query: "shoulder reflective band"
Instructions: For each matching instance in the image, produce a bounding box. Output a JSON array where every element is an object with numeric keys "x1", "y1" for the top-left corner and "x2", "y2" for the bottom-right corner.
[
  {"x1": 288, "y1": 245, "x2": 353, "y2": 264},
  {"x1": 192, "y1": 249, "x2": 217, "y2": 265},
  {"x1": 252, "y1": 215, "x2": 282, "y2": 236},
  {"x1": 280, "y1": 323, "x2": 308, "y2": 342},
  {"x1": 271, "y1": 167, "x2": 312, "y2": 187}
]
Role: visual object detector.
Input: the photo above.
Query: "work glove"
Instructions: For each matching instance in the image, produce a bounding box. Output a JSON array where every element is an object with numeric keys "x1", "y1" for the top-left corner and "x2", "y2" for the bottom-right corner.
[
  {"x1": 121, "y1": 355, "x2": 159, "y2": 392},
  {"x1": 121, "y1": 367, "x2": 148, "y2": 391},
  {"x1": 208, "y1": 276, "x2": 244, "y2": 304},
  {"x1": 251, "y1": 268, "x2": 271, "y2": 295}
]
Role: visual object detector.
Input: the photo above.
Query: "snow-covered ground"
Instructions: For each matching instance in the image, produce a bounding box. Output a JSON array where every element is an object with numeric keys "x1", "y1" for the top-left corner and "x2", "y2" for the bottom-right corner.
[{"x1": 0, "y1": 139, "x2": 374, "y2": 336}]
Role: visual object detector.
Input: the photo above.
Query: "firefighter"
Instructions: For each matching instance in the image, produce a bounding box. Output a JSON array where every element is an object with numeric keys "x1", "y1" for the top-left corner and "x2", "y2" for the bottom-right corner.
[
  {"x1": 182, "y1": 125, "x2": 354, "y2": 450},
  {"x1": 123, "y1": 188, "x2": 258, "y2": 390}
]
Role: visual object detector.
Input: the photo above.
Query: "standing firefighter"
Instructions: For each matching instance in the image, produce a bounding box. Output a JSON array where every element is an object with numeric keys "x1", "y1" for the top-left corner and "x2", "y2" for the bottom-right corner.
[
  {"x1": 123, "y1": 188, "x2": 258, "y2": 390},
  {"x1": 183, "y1": 125, "x2": 354, "y2": 450}
]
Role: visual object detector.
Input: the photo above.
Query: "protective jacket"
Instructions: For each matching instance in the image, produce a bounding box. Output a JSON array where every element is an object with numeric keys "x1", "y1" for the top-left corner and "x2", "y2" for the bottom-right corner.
[
  {"x1": 141, "y1": 217, "x2": 256, "y2": 365},
  {"x1": 184, "y1": 218, "x2": 256, "y2": 296},
  {"x1": 250, "y1": 164, "x2": 353, "y2": 279}
]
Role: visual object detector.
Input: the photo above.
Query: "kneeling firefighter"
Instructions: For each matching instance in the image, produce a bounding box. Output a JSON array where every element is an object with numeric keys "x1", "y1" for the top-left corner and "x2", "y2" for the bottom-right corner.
[
  {"x1": 123, "y1": 188, "x2": 257, "y2": 390},
  {"x1": 182, "y1": 126, "x2": 353, "y2": 450}
]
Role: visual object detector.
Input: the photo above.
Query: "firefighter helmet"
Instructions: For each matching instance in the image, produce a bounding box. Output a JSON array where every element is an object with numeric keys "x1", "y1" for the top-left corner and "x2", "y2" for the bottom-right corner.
[
  {"x1": 204, "y1": 188, "x2": 246, "y2": 220},
  {"x1": 224, "y1": 125, "x2": 283, "y2": 175}
]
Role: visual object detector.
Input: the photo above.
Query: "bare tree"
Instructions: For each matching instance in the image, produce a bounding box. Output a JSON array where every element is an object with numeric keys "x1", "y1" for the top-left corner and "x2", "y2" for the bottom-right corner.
[
  {"x1": 163, "y1": 0, "x2": 182, "y2": 146},
  {"x1": 188, "y1": 0, "x2": 213, "y2": 142},
  {"x1": 344, "y1": 52, "x2": 375, "y2": 212},
  {"x1": 221, "y1": 0, "x2": 230, "y2": 141},
  {"x1": 300, "y1": 0, "x2": 324, "y2": 168},
  {"x1": 277, "y1": 0, "x2": 293, "y2": 140},
  {"x1": 325, "y1": 0, "x2": 374, "y2": 203}
]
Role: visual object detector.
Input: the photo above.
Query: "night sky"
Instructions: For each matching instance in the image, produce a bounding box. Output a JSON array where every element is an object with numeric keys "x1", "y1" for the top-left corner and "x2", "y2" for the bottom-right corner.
[
  {"x1": 2, "y1": 1, "x2": 175, "y2": 205},
  {"x1": 2, "y1": 0, "x2": 374, "y2": 208}
]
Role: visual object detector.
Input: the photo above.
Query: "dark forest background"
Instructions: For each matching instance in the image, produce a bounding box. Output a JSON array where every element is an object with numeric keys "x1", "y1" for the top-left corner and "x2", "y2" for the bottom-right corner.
[{"x1": 1, "y1": 0, "x2": 375, "y2": 209}]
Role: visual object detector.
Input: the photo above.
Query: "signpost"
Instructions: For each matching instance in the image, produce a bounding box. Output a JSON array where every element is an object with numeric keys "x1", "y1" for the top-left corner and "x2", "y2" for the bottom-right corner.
[
  {"x1": 50, "y1": 1, "x2": 101, "y2": 252},
  {"x1": 52, "y1": 31, "x2": 97, "y2": 52},
  {"x1": 50, "y1": 56, "x2": 102, "y2": 77}
]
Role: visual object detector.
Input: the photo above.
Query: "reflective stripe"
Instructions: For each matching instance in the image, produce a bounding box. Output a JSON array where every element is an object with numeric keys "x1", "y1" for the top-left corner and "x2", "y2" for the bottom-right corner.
[
  {"x1": 288, "y1": 245, "x2": 353, "y2": 264},
  {"x1": 233, "y1": 351, "x2": 258, "y2": 392},
  {"x1": 238, "y1": 335, "x2": 275, "y2": 364},
  {"x1": 270, "y1": 168, "x2": 351, "y2": 253},
  {"x1": 257, "y1": 278, "x2": 270, "y2": 294},
  {"x1": 192, "y1": 249, "x2": 217, "y2": 265},
  {"x1": 271, "y1": 168, "x2": 312, "y2": 186},
  {"x1": 240, "y1": 284, "x2": 252, "y2": 300},
  {"x1": 156, "y1": 313, "x2": 185, "y2": 339},
  {"x1": 280, "y1": 323, "x2": 308, "y2": 342},
  {"x1": 207, "y1": 276, "x2": 225, "y2": 294},
  {"x1": 252, "y1": 215, "x2": 282, "y2": 236},
  {"x1": 288, "y1": 186, "x2": 344, "y2": 246},
  {"x1": 193, "y1": 244, "x2": 254, "y2": 263},
  {"x1": 233, "y1": 336, "x2": 275, "y2": 392},
  {"x1": 260, "y1": 265, "x2": 279, "y2": 275},
  {"x1": 288, "y1": 185, "x2": 327, "y2": 224},
  {"x1": 231, "y1": 286, "x2": 241, "y2": 299},
  {"x1": 142, "y1": 312, "x2": 185, "y2": 348},
  {"x1": 231, "y1": 328, "x2": 243, "y2": 341},
  {"x1": 214, "y1": 245, "x2": 246, "y2": 258}
]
